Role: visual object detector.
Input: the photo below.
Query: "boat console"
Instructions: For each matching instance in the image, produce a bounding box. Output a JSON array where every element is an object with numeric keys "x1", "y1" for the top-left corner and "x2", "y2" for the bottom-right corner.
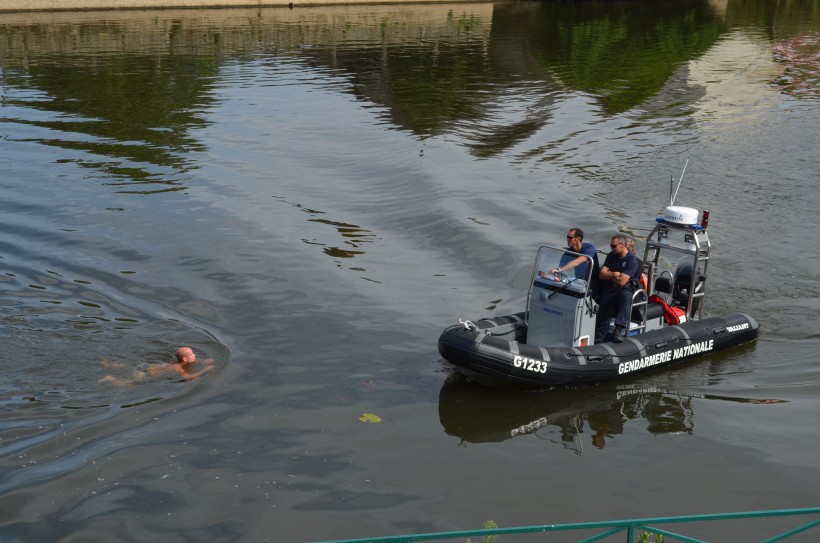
[{"x1": 526, "y1": 247, "x2": 596, "y2": 348}]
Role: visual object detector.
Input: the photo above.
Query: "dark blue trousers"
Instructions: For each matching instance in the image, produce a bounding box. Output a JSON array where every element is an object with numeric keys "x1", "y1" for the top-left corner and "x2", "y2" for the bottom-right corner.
[{"x1": 594, "y1": 286, "x2": 633, "y2": 343}]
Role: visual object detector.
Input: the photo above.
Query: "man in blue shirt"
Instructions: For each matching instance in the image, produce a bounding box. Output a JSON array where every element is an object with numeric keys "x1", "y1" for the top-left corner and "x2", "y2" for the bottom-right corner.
[
  {"x1": 551, "y1": 228, "x2": 599, "y2": 283},
  {"x1": 595, "y1": 234, "x2": 640, "y2": 343}
]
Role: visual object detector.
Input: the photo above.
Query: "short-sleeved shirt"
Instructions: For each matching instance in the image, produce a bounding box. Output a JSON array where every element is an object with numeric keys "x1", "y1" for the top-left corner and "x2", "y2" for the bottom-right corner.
[
  {"x1": 601, "y1": 250, "x2": 639, "y2": 290},
  {"x1": 560, "y1": 241, "x2": 599, "y2": 281}
]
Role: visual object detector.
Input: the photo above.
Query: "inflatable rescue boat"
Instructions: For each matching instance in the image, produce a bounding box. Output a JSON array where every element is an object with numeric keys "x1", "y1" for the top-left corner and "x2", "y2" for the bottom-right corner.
[{"x1": 438, "y1": 204, "x2": 759, "y2": 386}]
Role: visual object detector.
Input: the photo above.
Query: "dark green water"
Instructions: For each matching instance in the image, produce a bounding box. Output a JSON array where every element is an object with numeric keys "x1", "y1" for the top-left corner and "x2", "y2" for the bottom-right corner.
[{"x1": 1, "y1": 1, "x2": 819, "y2": 541}]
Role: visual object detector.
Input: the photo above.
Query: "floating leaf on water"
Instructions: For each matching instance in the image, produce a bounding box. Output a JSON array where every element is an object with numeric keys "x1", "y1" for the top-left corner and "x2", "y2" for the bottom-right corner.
[{"x1": 359, "y1": 413, "x2": 381, "y2": 423}]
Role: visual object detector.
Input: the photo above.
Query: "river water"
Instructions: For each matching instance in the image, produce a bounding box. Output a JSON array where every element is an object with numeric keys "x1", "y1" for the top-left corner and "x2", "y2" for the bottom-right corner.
[{"x1": 1, "y1": 1, "x2": 819, "y2": 541}]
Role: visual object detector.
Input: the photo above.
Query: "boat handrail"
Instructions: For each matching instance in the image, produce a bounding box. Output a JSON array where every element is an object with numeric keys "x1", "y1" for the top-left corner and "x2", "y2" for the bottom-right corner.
[
  {"x1": 643, "y1": 221, "x2": 711, "y2": 320},
  {"x1": 630, "y1": 288, "x2": 649, "y2": 334}
]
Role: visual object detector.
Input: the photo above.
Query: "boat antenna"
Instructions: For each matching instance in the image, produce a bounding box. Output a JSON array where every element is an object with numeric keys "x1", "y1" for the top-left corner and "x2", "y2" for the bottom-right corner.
[{"x1": 670, "y1": 159, "x2": 689, "y2": 206}]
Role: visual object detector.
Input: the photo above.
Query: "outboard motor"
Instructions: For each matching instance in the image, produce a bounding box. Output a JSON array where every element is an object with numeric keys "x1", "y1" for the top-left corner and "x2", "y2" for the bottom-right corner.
[{"x1": 673, "y1": 260, "x2": 703, "y2": 316}]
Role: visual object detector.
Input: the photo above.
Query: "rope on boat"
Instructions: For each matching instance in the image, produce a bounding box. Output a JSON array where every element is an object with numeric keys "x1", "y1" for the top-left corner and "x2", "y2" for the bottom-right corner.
[
  {"x1": 459, "y1": 319, "x2": 477, "y2": 331},
  {"x1": 459, "y1": 317, "x2": 524, "y2": 336}
]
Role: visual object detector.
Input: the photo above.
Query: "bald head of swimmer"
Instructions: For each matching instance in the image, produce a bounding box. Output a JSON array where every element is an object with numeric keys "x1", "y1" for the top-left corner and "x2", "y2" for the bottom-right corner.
[{"x1": 176, "y1": 347, "x2": 196, "y2": 366}]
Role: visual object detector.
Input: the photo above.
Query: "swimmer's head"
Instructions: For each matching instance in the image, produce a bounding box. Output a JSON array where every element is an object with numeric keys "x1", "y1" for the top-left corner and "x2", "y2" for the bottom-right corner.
[{"x1": 176, "y1": 347, "x2": 196, "y2": 365}]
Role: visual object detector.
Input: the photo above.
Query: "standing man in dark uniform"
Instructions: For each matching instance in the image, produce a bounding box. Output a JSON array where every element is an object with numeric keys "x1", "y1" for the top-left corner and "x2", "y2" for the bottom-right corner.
[{"x1": 595, "y1": 234, "x2": 639, "y2": 343}]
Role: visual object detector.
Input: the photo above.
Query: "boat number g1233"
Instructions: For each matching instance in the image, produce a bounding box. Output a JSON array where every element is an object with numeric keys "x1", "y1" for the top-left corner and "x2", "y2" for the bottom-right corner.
[{"x1": 513, "y1": 355, "x2": 548, "y2": 373}]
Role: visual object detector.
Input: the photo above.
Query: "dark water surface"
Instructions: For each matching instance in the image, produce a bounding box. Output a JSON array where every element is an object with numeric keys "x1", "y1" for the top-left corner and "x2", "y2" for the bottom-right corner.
[{"x1": 1, "y1": 1, "x2": 819, "y2": 541}]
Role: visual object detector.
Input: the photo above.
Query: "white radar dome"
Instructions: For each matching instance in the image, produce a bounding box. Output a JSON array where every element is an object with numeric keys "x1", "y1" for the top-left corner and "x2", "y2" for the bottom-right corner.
[{"x1": 663, "y1": 206, "x2": 699, "y2": 225}]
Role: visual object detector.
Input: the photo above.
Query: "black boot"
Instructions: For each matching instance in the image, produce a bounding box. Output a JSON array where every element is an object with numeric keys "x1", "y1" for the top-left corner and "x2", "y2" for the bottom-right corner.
[{"x1": 612, "y1": 326, "x2": 624, "y2": 343}]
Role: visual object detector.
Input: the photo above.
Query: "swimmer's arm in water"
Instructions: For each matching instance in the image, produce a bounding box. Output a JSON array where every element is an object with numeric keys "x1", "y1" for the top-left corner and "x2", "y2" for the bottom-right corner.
[{"x1": 178, "y1": 360, "x2": 215, "y2": 382}]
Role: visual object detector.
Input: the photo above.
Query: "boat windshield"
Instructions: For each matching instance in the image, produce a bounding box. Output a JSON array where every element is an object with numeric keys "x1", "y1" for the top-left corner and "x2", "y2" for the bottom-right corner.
[{"x1": 531, "y1": 245, "x2": 595, "y2": 296}]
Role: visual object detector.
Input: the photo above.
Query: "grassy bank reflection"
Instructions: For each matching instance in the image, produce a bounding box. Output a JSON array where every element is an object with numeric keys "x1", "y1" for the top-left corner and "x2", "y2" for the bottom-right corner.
[{"x1": 1, "y1": 0, "x2": 814, "y2": 167}]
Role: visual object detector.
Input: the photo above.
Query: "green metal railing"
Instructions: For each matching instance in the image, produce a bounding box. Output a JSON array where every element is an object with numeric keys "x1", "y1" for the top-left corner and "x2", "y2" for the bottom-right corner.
[{"x1": 311, "y1": 507, "x2": 820, "y2": 543}]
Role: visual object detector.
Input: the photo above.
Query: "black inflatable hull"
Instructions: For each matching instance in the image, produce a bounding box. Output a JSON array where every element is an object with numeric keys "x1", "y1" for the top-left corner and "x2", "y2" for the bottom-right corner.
[{"x1": 438, "y1": 312, "x2": 759, "y2": 386}]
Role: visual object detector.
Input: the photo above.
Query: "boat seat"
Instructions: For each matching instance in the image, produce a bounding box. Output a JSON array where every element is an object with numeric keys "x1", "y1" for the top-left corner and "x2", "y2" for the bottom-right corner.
[
  {"x1": 629, "y1": 287, "x2": 665, "y2": 328},
  {"x1": 630, "y1": 289, "x2": 663, "y2": 323},
  {"x1": 653, "y1": 273, "x2": 673, "y2": 303},
  {"x1": 632, "y1": 301, "x2": 665, "y2": 323}
]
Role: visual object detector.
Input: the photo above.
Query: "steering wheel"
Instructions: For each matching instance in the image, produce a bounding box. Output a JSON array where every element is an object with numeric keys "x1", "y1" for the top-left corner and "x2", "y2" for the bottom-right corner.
[{"x1": 540, "y1": 269, "x2": 568, "y2": 282}]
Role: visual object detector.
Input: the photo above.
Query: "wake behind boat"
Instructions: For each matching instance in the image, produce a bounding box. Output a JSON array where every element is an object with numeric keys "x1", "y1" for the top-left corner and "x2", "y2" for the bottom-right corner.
[{"x1": 438, "y1": 202, "x2": 759, "y2": 387}]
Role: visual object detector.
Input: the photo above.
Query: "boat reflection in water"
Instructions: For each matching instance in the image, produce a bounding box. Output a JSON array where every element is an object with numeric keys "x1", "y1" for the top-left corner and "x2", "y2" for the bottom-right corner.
[{"x1": 438, "y1": 373, "x2": 784, "y2": 453}]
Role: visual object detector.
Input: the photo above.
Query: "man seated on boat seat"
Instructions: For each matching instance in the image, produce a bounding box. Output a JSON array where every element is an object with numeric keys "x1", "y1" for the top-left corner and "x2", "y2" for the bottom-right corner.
[
  {"x1": 594, "y1": 234, "x2": 640, "y2": 344},
  {"x1": 550, "y1": 228, "x2": 600, "y2": 285}
]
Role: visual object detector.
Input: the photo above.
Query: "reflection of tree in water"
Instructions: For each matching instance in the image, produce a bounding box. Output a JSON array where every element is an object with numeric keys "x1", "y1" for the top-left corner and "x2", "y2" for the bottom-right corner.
[
  {"x1": 309, "y1": 218, "x2": 376, "y2": 259},
  {"x1": 2, "y1": 0, "x2": 812, "y2": 182},
  {"x1": 271, "y1": 196, "x2": 378, "y2": 272},
  {"x1": 294, "y1": 0, "x2": 730, "y2": 162},
  {"x1": 300, "y1": 12, "x2": 493, "y2": 138},
  {"x1": 438, "y1": 373, "x2": 782, "y2": 454},
  {"x1": 506, "y1": 0, "x2": 725, "y2": 115},
  {"x1": 2, "y1": 1, "x2": 785, "y2": 167},
  {"x1": 1, "y1": 22, "x2": 218, "y2": 194}
]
